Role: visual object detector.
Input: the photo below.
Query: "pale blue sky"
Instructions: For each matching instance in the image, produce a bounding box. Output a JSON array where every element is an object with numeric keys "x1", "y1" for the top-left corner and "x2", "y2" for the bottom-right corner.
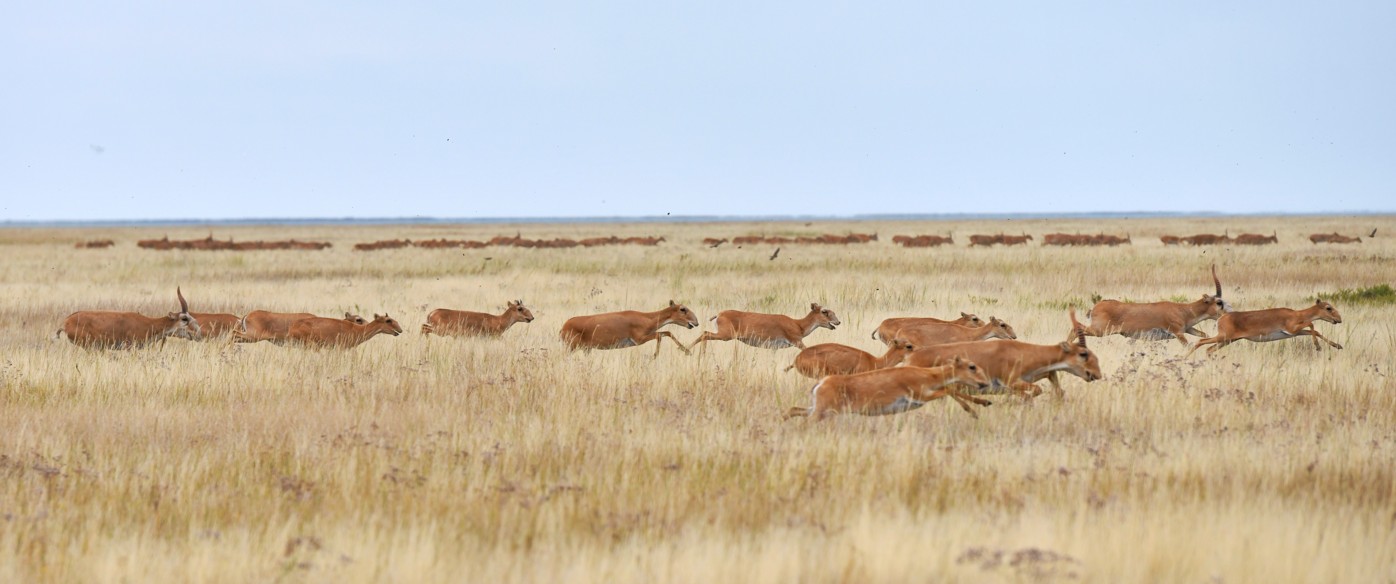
[{"x1": 4, "y1": 1, "x2": 1393, "y2": 221}]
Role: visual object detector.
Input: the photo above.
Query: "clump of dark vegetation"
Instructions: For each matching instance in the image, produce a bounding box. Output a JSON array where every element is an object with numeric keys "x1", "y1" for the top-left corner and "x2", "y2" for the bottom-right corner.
[{"x1": 1321, "y1": 283, "x2": 1395, "y2": 305}]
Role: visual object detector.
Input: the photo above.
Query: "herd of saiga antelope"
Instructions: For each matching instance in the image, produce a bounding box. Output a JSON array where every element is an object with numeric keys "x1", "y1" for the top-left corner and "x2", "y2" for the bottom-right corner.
[
  {"x1": 57, "y1": 265, "x2": 1345, "y2": 421},
  {"x1": 77, "y1": 229, "x2": 1371, "y2": 251}
]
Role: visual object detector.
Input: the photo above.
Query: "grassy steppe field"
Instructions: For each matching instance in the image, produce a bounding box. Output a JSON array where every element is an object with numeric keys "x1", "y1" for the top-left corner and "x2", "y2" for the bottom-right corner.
[{"x1": 1, "y1": 216, "x2": 1393, "y2": 583}]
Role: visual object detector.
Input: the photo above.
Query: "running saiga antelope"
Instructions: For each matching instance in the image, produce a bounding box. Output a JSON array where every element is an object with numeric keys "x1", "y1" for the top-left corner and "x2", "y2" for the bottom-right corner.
[
  {"x1": 421, "y1": 300, "x2": 534, "y2": 337},
  {"x1": 689, "y1": 303, "x2": 840, "y2": 350},
  {"x1": 1082, "y1": 265, "x2": 1231, "y2": 345},
  {"x1": 784, "y1": 339, "x2": 916, "y2": 379},
  {"x1": 903, "y1": 309, "x2": 1101, "y2": 398},
  {"x1": 286, "y1": 313, "x2": 404, "y2": 349},
  {"x1": 894, "y1": 317, "x2": 1017, "y2": 348},
  {"x1": 560, "y1": 300, "x2": 699, "y2": 357},
  {"x1": 58, "y1": 287, "x2": 201, "y2": 348},
  {"x1": 784, "y1": 357, "x2": 993, "y2": 420},
  {"x1": 234, "y1": 311, "x2": 367, "y2": 344},
  {"x1": 871, "y1": 312, "x2": 983, "y2": 343},
  {"x1": 188, "y1": 312, "x2": 242, "y2": 339},
  {"x1": 1186, "y1": 299, "x2": 1343, "y2": 357}
]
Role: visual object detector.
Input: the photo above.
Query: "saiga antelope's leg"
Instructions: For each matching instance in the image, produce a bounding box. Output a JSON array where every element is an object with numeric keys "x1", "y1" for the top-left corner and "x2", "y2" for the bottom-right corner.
[
  {"x1": 1186, "y1": 335, "x2": 1226, "y2": 358},
  {"x1": 1293, "y1": 324, "x2": 1344, "y2": 350},
  {"x1": 1048, "y1": 371, "x2": 1066, "y2": 399},
  {"x1": 784, "y1": 407, "x2": 811, "y2": 419},
  {"x1": 1009, "y1": 381, "x2": 1042, "y2": 399},
  {"x1": 1205, "y1": 339, "x2": 1235, "y2": 355},
  {"x1": 651, "y1": 331, "x2": 691, "y2": 358},
  {"x1": 931, "y1": 389, "x2": 982, "y2": 418},
  {"x1": 687, "y1": 329, "x2": 733, "y2": 352},
  {"x1": 689, "y1": 317, "x2": 738, "y2": 352},
  {"x1": 953, "y1": 392, "x2": 993, "y2": 407}
]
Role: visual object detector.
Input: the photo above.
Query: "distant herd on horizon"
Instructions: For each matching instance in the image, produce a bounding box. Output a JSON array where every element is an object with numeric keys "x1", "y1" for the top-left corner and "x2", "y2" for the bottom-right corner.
[
  {"x1": 55, "y1": 265, "x2": 1349, "y2": 421},
  {"x1": 70, "y1": 228, "x2": 1376, "y2": 250}
]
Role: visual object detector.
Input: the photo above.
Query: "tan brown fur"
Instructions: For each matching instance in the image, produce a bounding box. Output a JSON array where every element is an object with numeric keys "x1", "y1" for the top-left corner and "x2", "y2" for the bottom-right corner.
[
  {"x1": 785, "y1": 339, "x2": 915, "y2": 379},
  {"x1": 689, "y1": 303, "x2": 840, "y2": 350},
  {"x1": 1187, "y1": 300, "x2": 1344, "y2": 357},
  {"x1": 59, "y1": 288, "x2": 200, "y2": 349},
  {"x1": 560, "y1": 301, "x2": 699, "y2": 357},
  {"x1": 188, "y1": 312, "x2": 241, "y2": 339},
  {"x1": 1083, "y1": 265, "x2": 1230, "y2": 345},
  {"x1": 421, "y1": 300, "x2": 534, "y2": 337},
  {"x1": 234, "y1": 311, "x2": 366, "y2": 344},
  {"x1": 902, "y1": 310, "x2": 1100, "y2": 398},
  {"x1": 895, "y1": 317, "x2": 1017, "y2": 347},
  {"x1": 872, "y1": 312, "x2": 983, "y2": 344},
  {"x1": 286, "y1": 313, "x2": 404, "y2": 349},
  {"x1": 784, "y1": 358, "x2": 993, "y2": 420}
]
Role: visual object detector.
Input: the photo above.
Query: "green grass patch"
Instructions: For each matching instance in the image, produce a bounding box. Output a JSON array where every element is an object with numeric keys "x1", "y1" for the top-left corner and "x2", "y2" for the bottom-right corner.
[{"x1": 1320, "y1": 283, "x2": 1396, "y2": 306}]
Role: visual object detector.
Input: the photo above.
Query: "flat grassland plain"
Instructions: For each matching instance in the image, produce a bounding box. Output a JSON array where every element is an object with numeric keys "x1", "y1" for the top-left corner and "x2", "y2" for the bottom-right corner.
[{"x1": 1, "y1": 216, "x2": 1393, "y2": 583}]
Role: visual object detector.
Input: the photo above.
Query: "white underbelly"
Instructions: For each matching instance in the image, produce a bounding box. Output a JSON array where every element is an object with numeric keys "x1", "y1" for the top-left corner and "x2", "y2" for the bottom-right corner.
[
  {"x1": 741, "y1": 337, "x2": 795, "y2": 349},
  {"x1": 1249, "y1": 331, "x2": 1295, "y2": 342},
  {"x1": 866, "y1": 396, "x2": 925, "y2": 416},
  {"x1": 1124, "y1": 328, "x2": 1175, "y2": 341}
]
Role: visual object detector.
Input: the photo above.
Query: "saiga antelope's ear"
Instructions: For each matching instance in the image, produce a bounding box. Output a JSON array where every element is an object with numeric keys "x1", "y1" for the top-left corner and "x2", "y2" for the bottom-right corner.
[
  {"x1": 811, "y1": 303, "x2": 821, "y2": 311},
  {"x1": 669, "y1": 300, "x2": 677, "y2": 307}
]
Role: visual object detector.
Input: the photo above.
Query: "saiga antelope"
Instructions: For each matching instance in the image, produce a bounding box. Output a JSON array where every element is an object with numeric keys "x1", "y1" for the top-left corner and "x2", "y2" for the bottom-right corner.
[
  {"x1": 872, "y1": 312, "x2": 983, "y2": 344},
  {"x1": 560, "y1": 300, "x2": 699, "y2": 357},
  {"x1": 58, "y1": 287, "x2": 201, "y2": 348},
  {"x1": 422, "y1": 300, "x2": 534, "y2": 337},
  {"x1": 1082, "y1": 265, "x2": 1231, "y2": 345},
  {"x1": 784, "y1": 357, "x2": 993, "y2": 421},
  {"x1": 689, "y1": 303, "x2": 840, "y2": 350},
  {"x1": 1234, "y1": 232, "x2": 1278, "y2": 245},
  {"x1": 1000, "y1": 233, "x2": 1034, "y2": 246},
  {"x1": 286, "y1": 313, "x2": 404, "y2": 349},
  {"x1": 234, "y1": 311, "x2": 367, "y2": 344},
  {"x1": 894, "y1": 317, "x2": 1017, "y2": 348},
  {"x1": 902, "y1": 309, "x2": 1101, "y2": 398},
  {"x1": 1186, "y1": 299, "x2": 1343, "y2": 357},
  {"x1": 785, "y1": 339, "x2": 916, "y2": 379},
  {"x1": 188, "y1": 312, "x2": 242, "y2": 339}
]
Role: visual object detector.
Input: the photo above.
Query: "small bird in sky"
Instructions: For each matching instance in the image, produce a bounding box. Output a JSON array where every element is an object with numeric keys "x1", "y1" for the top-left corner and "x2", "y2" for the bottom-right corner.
[
  {"x1": 769, "y1": 247, "x2": 780, "y2": 260},
  {"x1": 1370, "y1": 228, "x2": 1378, "y2": 238}
]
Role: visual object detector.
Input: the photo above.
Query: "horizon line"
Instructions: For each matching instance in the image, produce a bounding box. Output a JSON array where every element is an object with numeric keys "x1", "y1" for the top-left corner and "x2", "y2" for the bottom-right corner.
[{"x1": 3, "y1": 210, "x2": 1392, "y2": 229}]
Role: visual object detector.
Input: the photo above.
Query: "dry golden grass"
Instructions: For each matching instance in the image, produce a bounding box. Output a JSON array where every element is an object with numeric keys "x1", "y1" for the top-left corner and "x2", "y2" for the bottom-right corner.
[{"x1": 1, "y1": 216, "x2": 1393, "y2": 583}]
